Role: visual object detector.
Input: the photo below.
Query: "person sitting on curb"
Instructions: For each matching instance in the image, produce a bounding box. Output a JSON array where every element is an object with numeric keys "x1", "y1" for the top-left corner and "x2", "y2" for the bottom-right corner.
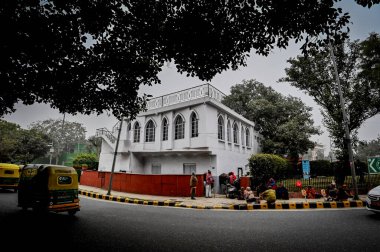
[
  {"x1": 276, "y1": 182, "x2": 289, "y2": 200},
  {"x1": 305, "y1": 185, "x2": 316, "y2": 199},
  {"x1": 244, "y1": 187, "x2": 257, "y2": 203},
  {"x1": 336, "y1": 184, "x2": 352, "y2": 201},
  {"x1": 260, "y1": 185, "x2": 276, "y2": 204}
]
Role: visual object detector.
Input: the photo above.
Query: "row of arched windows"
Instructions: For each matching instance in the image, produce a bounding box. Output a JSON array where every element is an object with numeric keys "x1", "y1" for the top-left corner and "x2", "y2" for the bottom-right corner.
[
  {"x1": 217, "y1": 116, "x2": 252, "y2": 147},
  {"x1": 127, "y1": 113, "x2": 253, "y2": 146},
  {"x1": 128, "y1": 112, "x2": 199, "y2": 143}
]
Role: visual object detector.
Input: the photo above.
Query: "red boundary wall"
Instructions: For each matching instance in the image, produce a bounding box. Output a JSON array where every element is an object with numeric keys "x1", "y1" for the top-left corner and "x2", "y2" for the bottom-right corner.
[{"x1": 80, "y1": 170, "x2": 205, "y2": 197}]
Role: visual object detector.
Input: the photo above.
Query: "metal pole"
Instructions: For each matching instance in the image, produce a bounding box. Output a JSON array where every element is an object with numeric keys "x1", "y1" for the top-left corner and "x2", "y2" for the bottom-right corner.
[
  {"x1": 328, "y1": 43, "x2": 359, "y2": 200},
  {"x1": 107, "y1": 119, "x2": 123, "y2": 195}
]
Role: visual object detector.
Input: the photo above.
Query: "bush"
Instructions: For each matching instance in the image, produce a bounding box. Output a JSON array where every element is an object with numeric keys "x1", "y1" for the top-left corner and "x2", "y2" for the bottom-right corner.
[
  {"x1": 249, "y1": 154, "x2": 288, "y2": 184},
  {"x1": 73, "y1": 153, "x2": 98, "y2": 170}
]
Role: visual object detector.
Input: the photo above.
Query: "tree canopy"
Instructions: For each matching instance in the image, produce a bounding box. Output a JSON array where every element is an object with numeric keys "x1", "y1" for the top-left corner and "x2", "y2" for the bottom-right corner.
[
  {"x1": 1, "y1": 0, "x2": 379, "y2": 119},
  {"x1": 280, "y1": 33, "x2": 380, "y2": 160},
  {"x1": 222, "y1": 80, "x2": 321, "y2": 158},
  {"x1": 0, "y1": 119, "x2": 51, "y2": 164},
  {"x1": 29, "y1": 118, "x2": 87, "y2": 164},
  {"x1": 355, "y1": 137, "x2": 380, "y2": 161}
]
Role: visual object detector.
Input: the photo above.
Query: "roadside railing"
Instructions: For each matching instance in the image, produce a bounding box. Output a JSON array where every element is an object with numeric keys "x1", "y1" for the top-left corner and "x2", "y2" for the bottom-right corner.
[{"x1": 280, "y1": 174, "x2": 380, "y2": 193}]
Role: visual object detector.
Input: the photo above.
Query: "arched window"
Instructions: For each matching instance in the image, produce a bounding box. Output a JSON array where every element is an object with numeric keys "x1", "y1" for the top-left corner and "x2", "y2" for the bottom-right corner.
[
  {"x1": 162, "y1": 118, "x2": 168, "y2": 141},
  {"x1": 133, "y1": 122, "x2": 140, "y2": 143},
  {"x1": 241, "y1": 126, "x2": 245, "y2": 146},
  {"x1": 227, "y1": 121, "x2": 231, "y2": 142},
  {"x1": 191, "y1": 112, "x2": 198, "y2": 138},
  {"x1": 145, "y1": 120, "x2": 155, "y2": 142},
  {"x1": 233, "y1": 123, "x2": 239, "y2": 144},
  {"x1": 246, "y1": 128, "x2": 250, "y2": 147},
  {"x1": 175, "y1": 115, "x2": 185, "y2": 140},
  {"x1": 218, "y1": 116, "x2": 224, "y2": 140}
]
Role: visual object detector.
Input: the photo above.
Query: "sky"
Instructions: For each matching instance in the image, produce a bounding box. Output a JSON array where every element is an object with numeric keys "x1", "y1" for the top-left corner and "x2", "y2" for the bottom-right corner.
[{"x1": 3, "y1": 1, "x2": 380, "y2": 155}]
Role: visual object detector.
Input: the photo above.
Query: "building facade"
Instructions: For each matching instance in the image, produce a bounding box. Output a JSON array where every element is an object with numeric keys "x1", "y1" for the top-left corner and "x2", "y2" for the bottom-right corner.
[{"x1": 96, "y1": 84, "x2": 262, "y2": 177}]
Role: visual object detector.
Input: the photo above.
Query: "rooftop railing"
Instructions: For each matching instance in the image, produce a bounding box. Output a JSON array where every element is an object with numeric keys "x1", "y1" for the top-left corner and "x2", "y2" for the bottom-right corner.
[{"x1": 146, "y1": 83, "x2": 226, "y2": 110}]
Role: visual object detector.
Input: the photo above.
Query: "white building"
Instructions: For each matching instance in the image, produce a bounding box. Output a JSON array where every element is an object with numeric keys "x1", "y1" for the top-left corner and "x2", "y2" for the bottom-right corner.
[
  {"x1": 96, "y1": 84, "x2": 262, "y2": 177},
  {"x1": 303, "y1": 143, "x2": 325, "y2": 161}
]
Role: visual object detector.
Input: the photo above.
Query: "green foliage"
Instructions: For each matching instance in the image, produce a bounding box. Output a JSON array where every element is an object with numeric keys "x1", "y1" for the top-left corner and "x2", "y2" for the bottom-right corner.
[
  {"x1": 249, "y1": 154, "x2": 289, "y2": 183},
  {"x1": 222, "y1": 80, "x2": 321, "y2": 157},
  {"x1": 3, "y1": 0, "x2": 376, "y2": 119},
  {"x1": 86, "y1": 135, "x2": 102, "y2": 156},
  {"x1": 310, "y1": 160, "x2": 333, "y2": 177},
  {"x1": 280, "y1": 33, "x2": 380, "y2": 161},
  {"x1": 73, "y1": 153, "x2": 98, "y2": 170},
  {"x1": 0, "y1": 119, "x2": 50, "y2": 163},
  {"x1": 29, "y1": 118, "x2": 86, "y2": 164},
  {"x1": 0, "y1": 120, "x2": 20, "y2": 162},
  {"x1": 355, "y1": 137, "x2": 380, "y2": 161}
]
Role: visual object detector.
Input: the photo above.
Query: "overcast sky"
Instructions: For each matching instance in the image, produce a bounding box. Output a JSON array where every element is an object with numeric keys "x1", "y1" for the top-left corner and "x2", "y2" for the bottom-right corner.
[{"x1": 3, "y1": 2, "x2": 380, "y2": 155}]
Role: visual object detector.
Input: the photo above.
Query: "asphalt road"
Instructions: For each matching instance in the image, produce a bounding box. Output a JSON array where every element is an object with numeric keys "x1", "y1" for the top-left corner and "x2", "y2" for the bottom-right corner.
[{"x1": 0, "y1": 189, "x2": 379, "y2": 252}]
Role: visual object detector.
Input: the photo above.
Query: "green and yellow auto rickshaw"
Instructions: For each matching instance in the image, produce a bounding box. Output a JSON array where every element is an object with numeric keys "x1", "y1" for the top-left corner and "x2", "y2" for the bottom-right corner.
[
  {"x1": 18, "y1": 164, "x2": 80, "y2": 215},
  {"x1": 0, "y1": 163, "x2": 20, "y2": 192}
]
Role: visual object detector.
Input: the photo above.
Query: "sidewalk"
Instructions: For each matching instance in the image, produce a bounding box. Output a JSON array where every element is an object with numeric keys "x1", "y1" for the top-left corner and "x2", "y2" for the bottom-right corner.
[{"x1": 78, "y1": 185, "x2": 367, "y2": 210}]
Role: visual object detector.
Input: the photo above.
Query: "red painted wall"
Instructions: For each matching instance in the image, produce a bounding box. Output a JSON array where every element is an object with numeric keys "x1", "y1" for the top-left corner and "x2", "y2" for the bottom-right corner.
[{"x1": 80, "y1": 171, "x2": 204, "y2": 197}]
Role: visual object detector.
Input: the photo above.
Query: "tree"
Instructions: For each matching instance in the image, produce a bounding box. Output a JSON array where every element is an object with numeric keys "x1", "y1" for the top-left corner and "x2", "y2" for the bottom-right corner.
[
  {"x1": 280, "y1": 34, "x2": 380, "y2": 161},
  {"x1": 29, "y1": 119, "x2": 86, "y2": 164},
  {"x1": 0, "y1": 119, "x2": 21, "y2": 162},
  {"x1": 0, "y1": 119, "x2": 50, "y2": 163},
  {"x1": 355, "y1": 137, "x2": 380, "y2": 161},
  {"x1": 13, "y1": 129, "x2": 51, "y2": 164},
  {"x1": 248, "y1": 154, "x2": 289, "y2": 184},
  {"x1": 1, "y1": 0, "x2": 378, "y2": 119},
  {"x1": 222, "y1": 80, "x2": 321, "y2": 159},
  {"x1": 86, "y1": 135, "x2": 102, "y2": 157},
  {"x1": 73, "y1": 153, "x2": 98, "y2": 170}
]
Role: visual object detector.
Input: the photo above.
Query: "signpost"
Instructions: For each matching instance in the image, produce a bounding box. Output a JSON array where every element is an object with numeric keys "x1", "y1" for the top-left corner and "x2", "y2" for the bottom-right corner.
[
  {"x1": 368, "y1": 157, "x2": 380, "y2": 174},
  {"x1": 302, "y1": 160, "x2": 310, "y2": 179}
]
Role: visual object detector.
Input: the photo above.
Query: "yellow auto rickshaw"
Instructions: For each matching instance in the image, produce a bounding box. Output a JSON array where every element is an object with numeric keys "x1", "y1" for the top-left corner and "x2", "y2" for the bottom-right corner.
[
  {"x1": 18, "y1": 164, "x2": 80, "y2": 215},
  {"x1": 0, "y1": 163, "x2": 20, "y2": 192}
]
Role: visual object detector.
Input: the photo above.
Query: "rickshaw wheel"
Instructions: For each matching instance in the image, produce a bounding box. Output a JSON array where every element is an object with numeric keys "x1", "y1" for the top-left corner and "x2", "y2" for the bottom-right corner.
[{"x1": 68, "y1": 210, "x2": 77, "y2": 216}]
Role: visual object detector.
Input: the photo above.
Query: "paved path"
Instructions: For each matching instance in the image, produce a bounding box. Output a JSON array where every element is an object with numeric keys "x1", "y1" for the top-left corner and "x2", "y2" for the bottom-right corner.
[{"x1": 79, "y1": 185, "x2": 367, "y2": 210}]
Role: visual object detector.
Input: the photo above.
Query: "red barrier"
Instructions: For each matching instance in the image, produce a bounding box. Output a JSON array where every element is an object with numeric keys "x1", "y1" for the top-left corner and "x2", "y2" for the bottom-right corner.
[{"x1": 80, "y1": 171, "x2": 204, "y2": 197}]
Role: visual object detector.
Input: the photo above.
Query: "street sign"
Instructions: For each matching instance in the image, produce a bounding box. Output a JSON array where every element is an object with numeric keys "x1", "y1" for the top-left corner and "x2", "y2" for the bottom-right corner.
[
  {"x1": 368, "y1": 157, "x2": 380, "y2": 174},
  {"x1": 302, "y1": 160, "x2": 310, "y2": 179}
]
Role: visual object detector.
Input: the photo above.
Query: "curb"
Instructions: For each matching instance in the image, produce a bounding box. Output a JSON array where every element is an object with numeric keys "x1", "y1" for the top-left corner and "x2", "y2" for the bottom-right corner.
[{"x1": 79, "y1": 190, "x2": 365, "y2": 210}]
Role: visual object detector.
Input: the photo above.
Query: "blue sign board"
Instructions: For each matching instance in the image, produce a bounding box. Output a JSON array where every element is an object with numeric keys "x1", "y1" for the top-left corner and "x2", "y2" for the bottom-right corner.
[{"x1": 302, "y1": 160, "x2": 310, "y2": 179}]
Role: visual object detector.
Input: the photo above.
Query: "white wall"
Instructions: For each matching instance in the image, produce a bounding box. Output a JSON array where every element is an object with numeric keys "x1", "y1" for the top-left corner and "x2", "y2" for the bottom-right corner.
[{"x1": 97, "y1": 97, "x2": 261, "y2": 175}]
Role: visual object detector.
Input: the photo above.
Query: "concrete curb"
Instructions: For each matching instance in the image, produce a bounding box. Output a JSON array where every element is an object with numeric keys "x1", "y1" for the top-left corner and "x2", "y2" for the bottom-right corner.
[{"x1": 79, "y1": 190, "x2": 365, "y2": 210}]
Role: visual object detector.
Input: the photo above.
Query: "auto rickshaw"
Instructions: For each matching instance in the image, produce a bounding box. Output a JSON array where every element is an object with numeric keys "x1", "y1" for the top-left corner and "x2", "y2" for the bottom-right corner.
[
  {"x1": 0, "y1": 163, "x2": 20, "y2": 192},
  {"x1": 18, "y1": 164, "x2": 80, "y2": 215}
]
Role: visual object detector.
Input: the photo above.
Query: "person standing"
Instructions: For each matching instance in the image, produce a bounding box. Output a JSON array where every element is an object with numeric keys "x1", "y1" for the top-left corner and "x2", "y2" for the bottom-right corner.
[
  {"x1": 205, "y1": 170, "x2": 214, "y2": 198},
  {"x1": 190, "y1": 172, "x2": 198, "y2": 200}
]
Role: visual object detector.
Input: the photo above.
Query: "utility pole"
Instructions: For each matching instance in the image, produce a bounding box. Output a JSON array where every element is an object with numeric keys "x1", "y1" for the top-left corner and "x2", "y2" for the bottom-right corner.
[
  {"x1": 56, "y1": 113, "x2": 66, "y2": 165},
  {"x1": 328, "y1": 42, "x2": 359, "y2": 200},
  {"x1": 107, "y1": 119, "x2": 123, "y2": 196}
]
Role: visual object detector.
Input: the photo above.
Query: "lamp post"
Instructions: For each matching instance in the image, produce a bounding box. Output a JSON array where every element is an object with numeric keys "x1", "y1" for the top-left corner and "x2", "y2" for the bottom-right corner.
[
  {"x1": 107, "y1": 119, "x2": 123, "y2": 196},
  {"x1": 328, "y1": 42, "x2": 359, "y2": 200}
]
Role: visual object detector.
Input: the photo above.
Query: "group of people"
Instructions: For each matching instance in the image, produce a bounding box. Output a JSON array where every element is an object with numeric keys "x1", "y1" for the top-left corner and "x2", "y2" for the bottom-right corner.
[
  {"x1": 303, "y1": 181, "x2": 353, "y2": 201},
  {"x1": 191, "y1": 173, "x2": 353, "y2": 203},
  {"x1": 239, "y1": 178, "x2": 289, "y2": 204},
  {"x1": 325, "y1": 182, "x2": 352, "y2": 201},
  {"x1": 189, "y1": 170, "x2": 215, "y2": 200}
]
